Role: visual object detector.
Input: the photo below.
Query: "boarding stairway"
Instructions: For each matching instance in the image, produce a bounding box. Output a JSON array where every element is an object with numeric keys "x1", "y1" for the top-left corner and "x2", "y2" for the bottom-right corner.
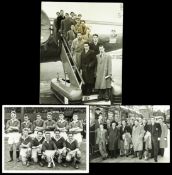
[{"x1": 51, "y1": 36, "x2": 121, "y2": 105}]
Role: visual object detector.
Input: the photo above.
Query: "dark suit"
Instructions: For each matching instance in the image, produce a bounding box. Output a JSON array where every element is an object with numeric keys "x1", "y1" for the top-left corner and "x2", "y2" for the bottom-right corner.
[
  {"x1": 89, "y1": 42, "x2": 101, "y2": 56},
  {"x1": 61, "y1": 18, "x2": 74, "y2": 38},
  {"x1": 81, "y1": 49, "x2": 97, "y2": 95},
  {"x1": 56, "y1": 15, "x2": 65, "y2": 31},
  {"x1": 150, "y1": 123, "x2": 162, "y2": 161},
  {"x1": 108, "y1": 127, "x2": 119, "y2": 158}
]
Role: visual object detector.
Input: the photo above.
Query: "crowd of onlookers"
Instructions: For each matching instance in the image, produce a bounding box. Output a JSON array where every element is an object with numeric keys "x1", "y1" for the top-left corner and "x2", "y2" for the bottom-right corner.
[
  {"x1": 93, "y1": 108, "x2": 169, "y2": 162},
  {"x1": 54, "y1": 10, "x2": 119, "y2": 100}
]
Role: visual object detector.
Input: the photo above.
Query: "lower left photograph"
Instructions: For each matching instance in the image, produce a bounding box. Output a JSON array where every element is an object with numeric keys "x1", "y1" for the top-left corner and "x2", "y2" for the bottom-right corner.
[{"x1": 2, "y1": 105, "x2": 89, "y2": 174}]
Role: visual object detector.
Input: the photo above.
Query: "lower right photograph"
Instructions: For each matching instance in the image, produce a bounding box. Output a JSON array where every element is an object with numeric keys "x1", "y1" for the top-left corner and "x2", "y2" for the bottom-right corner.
[{"x1": 89, "y1": 105, "x2": 170, "y2": 163}]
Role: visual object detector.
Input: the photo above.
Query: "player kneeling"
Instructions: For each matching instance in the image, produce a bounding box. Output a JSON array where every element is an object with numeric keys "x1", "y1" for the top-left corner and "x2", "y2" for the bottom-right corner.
[
  {"x1": 66, "y1": 132, "x2": 81, "y2": 169},
  {"x1": 42, "y1": 132, "x2": 57, "y2": 168},
  {"x1": 52, "y1": 129, "x2": 67, "y2": 167},
  {"x1": 19, "y1": 128, "x2": 32, "y2": 166},
  {"x1": 31, "y1": 131, "x2": 45, "y2": 167}
]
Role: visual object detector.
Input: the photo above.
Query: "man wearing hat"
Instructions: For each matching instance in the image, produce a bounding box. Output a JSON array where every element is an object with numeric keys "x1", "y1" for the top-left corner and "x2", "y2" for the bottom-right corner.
[
  {"x1": 108, "y1": 121, "x2": 119, "y2": 158},
  {"x1": 56, "y1": 112, "x2": 68, "y2": 140},
  {"x1": 6, "y1": 110, "x2": 21, "y2": 162},
  {"x1": 65, "y1": 132, "x2": 81, "y2": 169}
]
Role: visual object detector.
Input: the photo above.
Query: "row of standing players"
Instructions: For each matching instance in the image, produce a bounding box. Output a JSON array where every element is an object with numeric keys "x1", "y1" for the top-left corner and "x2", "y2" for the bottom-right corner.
[
  {"x1": 6, "y1": 111, "x2": 85, "y2": 169},
  {"x1": 94, "y1": 112, "x2": 168, "y2": 162},
  {"x1": 54, "y1": 10, "x2": 113, "y2": 100}
]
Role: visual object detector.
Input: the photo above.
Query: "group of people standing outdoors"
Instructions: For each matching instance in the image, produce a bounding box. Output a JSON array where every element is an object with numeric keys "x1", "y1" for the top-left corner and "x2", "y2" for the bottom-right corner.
[
  {"x1": 54, "y1": 10, "x2": 113, "y2": 101},
  {"x1": 6, "y1": 110, "x2": 85, "y2": 169},
  {"x1": 94, "y1": 108, "x2": 169, "y2": 162}
]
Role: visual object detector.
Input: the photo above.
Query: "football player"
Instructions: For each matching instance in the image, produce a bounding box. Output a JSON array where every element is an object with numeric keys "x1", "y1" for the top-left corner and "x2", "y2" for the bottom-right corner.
[{"x1": 6, "y1": 110, "x2": 21, "y2": 162}]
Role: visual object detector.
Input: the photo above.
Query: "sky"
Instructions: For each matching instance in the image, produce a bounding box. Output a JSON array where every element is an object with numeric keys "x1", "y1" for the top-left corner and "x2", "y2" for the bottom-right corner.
[{"x1": 41, "y1": 2, "x2": 123, "y2": 23}]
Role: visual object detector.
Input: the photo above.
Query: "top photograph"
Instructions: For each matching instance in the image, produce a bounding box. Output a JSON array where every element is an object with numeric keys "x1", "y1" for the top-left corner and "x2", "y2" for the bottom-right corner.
[{"x1": 40, "y1": 2, "x2": 123, "y2": 105}]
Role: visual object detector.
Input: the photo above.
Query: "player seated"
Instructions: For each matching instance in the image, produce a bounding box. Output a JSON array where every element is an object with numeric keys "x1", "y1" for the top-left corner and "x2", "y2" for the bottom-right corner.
[
  {"x1": 52, "y1": 129, "x2": 67, "y2": 167},
  {"x1": 43, "y1": 112, "x2": 56, "y2": 137},
  {"x1": 32, "y1": 113, "x2": 44, "y2": 137},
  {"x1": 65, "y1": 132, "x2": 81, "y2": 169},
  {"x1": 56, "y1": 111, "x2": 68, "y2": 140},
  {"x1": 18, "y1": 128, "x2": 32, "y2": 166},
  {"x1": 42, "y1": 132, "x2": 57, "y2": 168},
  {"x1": 6, "y1": 110, "x2": 21, "y2": 162},
  {"x1": 31, "y1": 131, "x2": 45, "y2": 166},
  {"x1": 21, "y1": 114, "x2": 33, "y2": 134}
]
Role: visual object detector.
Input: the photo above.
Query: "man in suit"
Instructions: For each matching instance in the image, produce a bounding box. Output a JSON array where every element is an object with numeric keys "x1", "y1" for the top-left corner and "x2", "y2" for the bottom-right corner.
[
  {"x1": 56, "y1": 10, "x2": 65, "y2": 32},
  {"x1": 96, "y1": 123, "x2": 108, "y2": 160},
  {"x1": 158, "y1": 117, "x2": 168, "y2": 157},
  {"x1": 89, "y1": 34, "x2": 101, "y2": 56},
  {"x1": 119, "y1": 120, "x2": 129, "y2": 156},
  {"x1": 61, "y1": 13, "x2": 74, "y2": 38},
  {"x1": 80, "y1": 42, "x2": 97, "y2": 95},
  {"x1": 66, "y1": 25, "x2": 76, "y2": 49},
  {"x1": 71, "y1": 32, "x2": 85, "y2": 70},
  {"x1": 150, "y1": 116, "x2": 162, "y2": 162}
]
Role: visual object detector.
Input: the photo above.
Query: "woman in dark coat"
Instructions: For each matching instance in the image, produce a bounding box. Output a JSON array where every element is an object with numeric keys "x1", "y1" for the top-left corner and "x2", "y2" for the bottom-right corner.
[{"x1": 108, "y1": 121, "x2": 119, "y2": 158}]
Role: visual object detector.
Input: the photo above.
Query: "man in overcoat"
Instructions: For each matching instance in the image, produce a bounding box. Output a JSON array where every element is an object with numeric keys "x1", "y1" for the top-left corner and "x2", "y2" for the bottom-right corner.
[
  {"x1": 150, "y1": 117, "x2": 162, "y2": 162},
  {"x1": 80, "y1": 42, "x2": 97, "y2": 95},
  {"x1": 132, "y1": 119, "x2": 145, "y2": 159},
  {"x1": 95, "y1": 44, "x2": 112, "y2": 101},
  {"x1": 158, "y1": 117, "x2": 167, "y2": 157},
  {"x1": 108, "y1": 121, "x2": 119, "y2": 158}
]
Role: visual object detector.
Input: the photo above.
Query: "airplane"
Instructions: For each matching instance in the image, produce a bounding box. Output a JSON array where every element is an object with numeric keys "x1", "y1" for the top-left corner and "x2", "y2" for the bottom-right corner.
[{"x1": 40, "y1": 10, "x2": 122, "y2": 104}]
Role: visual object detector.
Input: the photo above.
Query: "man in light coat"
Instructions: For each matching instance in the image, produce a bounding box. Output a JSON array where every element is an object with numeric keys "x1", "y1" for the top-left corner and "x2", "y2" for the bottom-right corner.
[
  {"x1": 95, "y1": 44, "x2": 112, "y2": 101},
  {"x1": 132, "y1": 119, "x2": 145, "y2": 159},
  {"x1": 158, "y1": 117, "x2": 168, "y2": 157},
  {"x1": 71, "y1": 32, "x2": 85, "y2": 70},
  {"x1": 96, "y1": 123, "x2": 108, "y2": 160}
]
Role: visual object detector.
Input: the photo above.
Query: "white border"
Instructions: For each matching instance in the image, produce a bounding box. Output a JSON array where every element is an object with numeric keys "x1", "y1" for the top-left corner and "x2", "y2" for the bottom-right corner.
[{"x1": 2, "y1": 105, "x2": 89, "y2": 174}]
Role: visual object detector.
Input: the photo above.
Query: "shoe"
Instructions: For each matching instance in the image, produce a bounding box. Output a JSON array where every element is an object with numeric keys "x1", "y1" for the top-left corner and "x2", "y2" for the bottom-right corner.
[
  {"x1": 61, "y1": 163, "x2": 67, "y2": 167},
  {"x1": 75, "y1": 164, "x2": 79, "y2": 169},
  {"x1": 39, "y1": 162, "x2": 44, "y2": 167},
  {"x1": 8, "y1": 159, "x2": 13, "y2": 162},
  {"x1": 16, "y1": 158, "x2": 20, "y2": 162},
  {"x1": 154, "y1": 159, "x2": 158, "y2": 162},
  {"x1": 26, "y1": 162, "x2": 30, "y2": 167},
  {"x1": 48, "y1": 163, "x2": 51, "y2": 168}
]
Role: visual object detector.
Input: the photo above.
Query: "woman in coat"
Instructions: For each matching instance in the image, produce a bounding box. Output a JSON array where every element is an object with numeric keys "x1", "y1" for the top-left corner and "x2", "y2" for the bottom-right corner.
[
  {"x1": 108, "y1": 121, "x2": 119, "y2": 158},
  {"x1": 158, "y1": 117, "x2": 168, "y2": 157},
  {"x1": 132, "y1": 120, "x2": 145, "y2": 159}
]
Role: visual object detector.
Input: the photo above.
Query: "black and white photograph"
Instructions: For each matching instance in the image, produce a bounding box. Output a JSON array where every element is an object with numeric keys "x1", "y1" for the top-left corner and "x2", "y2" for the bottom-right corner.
[
  {"x1": 40, "y1": 2, "x2": 123, "y2": 105},
  {"x1": 90, "y1": 105, "x2": 170, "y2": 163},
  {"x1": 2, "y1": 105, "x2": 89, "y2": 173}
]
